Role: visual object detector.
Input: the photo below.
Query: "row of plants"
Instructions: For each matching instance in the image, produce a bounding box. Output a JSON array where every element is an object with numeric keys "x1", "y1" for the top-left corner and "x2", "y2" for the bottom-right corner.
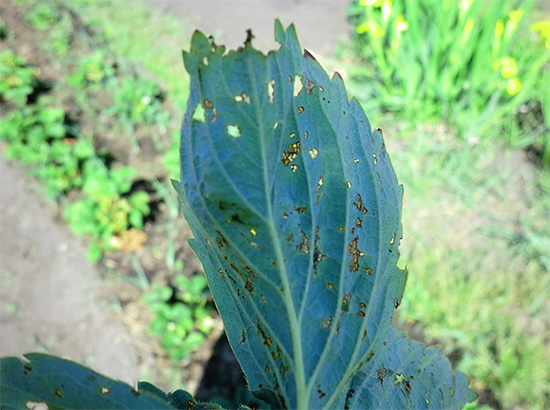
[
  {"x1": 0, "y1": 0, "x2": 214, "y2": 365},
  {"x1": 346, "y1": 0, "x2": 550, "y2": 164}
]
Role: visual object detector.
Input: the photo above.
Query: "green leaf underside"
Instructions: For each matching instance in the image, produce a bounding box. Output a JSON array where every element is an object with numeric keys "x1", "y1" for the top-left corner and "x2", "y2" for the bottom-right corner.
[
  {"x1": 0, "y1": 354, "x2": 174, "y2": 409},
  {"x1": 177, "y1": 20, "x2": 473, "y2": 410}
]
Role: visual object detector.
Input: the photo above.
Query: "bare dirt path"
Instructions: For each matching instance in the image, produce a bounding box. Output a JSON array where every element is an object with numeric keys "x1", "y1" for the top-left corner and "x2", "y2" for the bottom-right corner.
[
  {"x1": 0, "y1": 155, "x2": 141, "y2": 384},
  {"x1": 146, "y1": 0, "x2": 350, "y2": 56}
]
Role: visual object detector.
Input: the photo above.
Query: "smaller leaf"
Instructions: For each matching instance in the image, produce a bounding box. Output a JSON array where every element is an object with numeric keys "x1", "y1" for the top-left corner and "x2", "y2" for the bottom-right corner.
[{"x1": 0, "y1": 354, "x2": 174, "y2": 409}]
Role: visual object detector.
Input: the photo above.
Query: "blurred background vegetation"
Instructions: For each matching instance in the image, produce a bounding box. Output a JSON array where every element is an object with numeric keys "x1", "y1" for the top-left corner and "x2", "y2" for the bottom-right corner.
[{"x1": 0, "y1": 0, "x2": 548, "y2": 409}]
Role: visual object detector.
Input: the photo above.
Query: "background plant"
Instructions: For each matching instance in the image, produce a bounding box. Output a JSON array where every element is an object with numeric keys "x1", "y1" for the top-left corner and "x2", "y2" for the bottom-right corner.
[
  {"x1": 64, "y1": 160, "x2": 150, "y2": 262},
  {"x1": 143, "y1": 274, "x2": 215, "y2": 362},
  {"x1": 347, "y1": 0, "x2": 549, "y2": 142},
  {"x1": 67, "y1": 50, "x2": 115, "y2": 89},
  {"x1": 0, "y1": 97, "x2": 96, "y2": 199},
  {"x1": 0, "y1": 49, "x2": 38, "y2": 107},
  {"x1": 106, "y1": 75, "x2": 168, "y2": 130},
  {"x1": 25, "y1": 1, "x2": 58, "y2": 30}
]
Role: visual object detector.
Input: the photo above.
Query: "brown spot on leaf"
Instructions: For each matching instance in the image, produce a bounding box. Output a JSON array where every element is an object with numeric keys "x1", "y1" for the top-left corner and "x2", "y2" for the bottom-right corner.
[
  {"x1": 297, "y1": 231, "x2": 310, "y2": 254},
  {"x1": 348, "y1": 236, "x2": 362, "y2": 272},
  {"x1": 353, "y1": 193, "x2": 368, "y2": 214},
  {"x1": 282, "y1": 142, "x2": 301, "y2": 166}
]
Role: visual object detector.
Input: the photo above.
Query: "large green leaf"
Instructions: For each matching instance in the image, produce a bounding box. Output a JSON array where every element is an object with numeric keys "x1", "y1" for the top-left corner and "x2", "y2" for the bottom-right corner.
[{"x1": 175, "y1": 20, "x2": 473, "y2": 409}]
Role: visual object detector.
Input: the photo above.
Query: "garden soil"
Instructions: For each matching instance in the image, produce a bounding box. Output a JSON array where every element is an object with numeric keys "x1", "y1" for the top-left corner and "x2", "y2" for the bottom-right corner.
[{"x1": 0, "y1": 0, "x2": 350, "y2": 396}]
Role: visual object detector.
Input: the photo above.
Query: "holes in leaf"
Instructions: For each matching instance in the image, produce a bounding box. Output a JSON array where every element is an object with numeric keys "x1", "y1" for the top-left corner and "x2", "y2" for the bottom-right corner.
[
  {"x1": 273, "y1": 122, "x2": 279, "y2": 130},
  {"x1": 293, "y1": 205, "x2": 307, "y2": 214},
  {"x1": 290, "y1": 164, "x2": 298, "y2": 172},
  {"x1": 234, "y1": 92, "x2": 251, "y2": 103},
  {"x1": 245, "y1": 278, "x2": 254, "y2": 295},
  {"x1": 304, "y1": 130, "x2": 309, "y2": 138},
  {"x1": 305, "y1": 78, "x2": 315, "y2": 94},
  {"x1": 267, "y1": 79, "x2": 275, "y2": 103},
  {"x1": 341, "y1": 293, "x2": 351, "y2": 312},
  {"x1": 390, "y1": 233, "x2": 396, "y2": 245},
  {"x1": 240, "y1": 329, "x2": 246, "y2": 344},
  {"x1": 373, "y1": 153, "x2": 378, "y2": 164},
  {"x1": 345, "y1": 181, "x2": 352, "y2": 189},
  {"x1": 289, "y1": 132, "x2": 296, "y2": 139},
  {"x1": 282, "y1": 142, "x2": 301, "y2": 166},
  {"x1": 249, "y1": 228, "x2": 257, "y2": 237},
  {"x1": 378, "y1": 369, "x2": 387, "y2": 386},
  {"x1": 192, "y1": 103, "x2": 206, "y2": 122},
  {"x1": 297, "y1": 231, "x2": 309, "y2": 254},
  {"x1": 338, "y1": 226, "x2": 345, "y2": 232},
  {"x1": 25, "y1": 402, "x2": 48, "y2": 410},
  {"x1": 100, "y1": 386, "x2": 110, "y2": 394},
  {"x1": 308, "y1": 147, "x2": 319, "y2": 159},
  {"x1": 54, "y1": 388, "x2": 63, "y2": 398},
  {"x1": 316, "y1": 176, "x2": 324, "y2": 205},
  {"x1": 356, "y1": 218, "x2": 362, "y2": 228},
  {"x1": 327, "y1": 282, "x2": 334, "y2": 290},
  {"x1": 354, "y1": 158, "x2": 360, "y2": 163},
  {"x1": 319, "y1": 85, "x2": 325, "y2": 92},
  {"x1": 201, "y1": 56, "x2": 209, "y2": 66},
  {"x1": 313, "y1": 226, "x2": 326, "y2": 276},
  {"x1": 257, "y1": 320, "x2": 272, "y2": 347},
  {"x1": 293, "y1": 74, "x2": 303, "y2": 97},
  {"x1": 348, "y1": 236, "x2": 362, "y2": 272},
  {"x1": 363, "y1": 267, "x2": 372, "y2": 276},
  {"x1": 226, "y1": 124, "x2": 241, "y2": 138},
  {"x1": 320, "y1": 316, "x2": 332, "y2": 329},
  {"x1": 357, "y1": 311, "x2": 366, "y2": 317},
  {"x1": 297, "y1": 106, "x2": 304, "y2": 114},
  {"x1": 203, "y1": 99, "x2": 213, "y2": 109},
  {"x1": 353, "y1": 194, "x2": 368, "y2": 214}
]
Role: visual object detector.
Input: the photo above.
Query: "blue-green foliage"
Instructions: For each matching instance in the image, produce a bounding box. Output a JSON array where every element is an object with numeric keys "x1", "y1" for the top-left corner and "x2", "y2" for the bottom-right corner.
[
  {"x1": 0, "y1": 354, "x2": 175, "y2": 409},
  {"x1": 174, "y1": 20, "x2": 475, "y2": 409}
]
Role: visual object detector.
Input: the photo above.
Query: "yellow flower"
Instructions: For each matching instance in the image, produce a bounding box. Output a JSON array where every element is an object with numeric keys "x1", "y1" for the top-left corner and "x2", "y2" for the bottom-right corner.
[
  {"x1": 531, "y1": 20, "x2": 550, "y2": 49},
  {"x1": 500, "y1": 57, "x2": 518, "y2": 78},
  {"x1": 382, "y1": 0, "x2": 393, "y2": 23},
  {"x1": 507, "y1": 77, "x2": 521, "y2": 95},
  {"x1": 357, "y1": 19, "x2": 385, "y2": 38},
  {"x1": 360, "y1": 0, "x2": 383, "y2": 7},
  {"x1": 464, "y1": 18, "x2": 474, "y2": 38},
  {"x1": 508, "y1": 9, "x2": 524, "y2": 26},
  {"x1": 505, "y1": 9, "x2": 524, "y2": 35},
  {"x1": 493, "y1": 57, "x2": 518, "y2": 78},
  {"x1": 395, "y1": 14, "x2": 409, "y2": 32},
  {"x1": 494, "y1": 20, "x2": 504, "y2": 39}
]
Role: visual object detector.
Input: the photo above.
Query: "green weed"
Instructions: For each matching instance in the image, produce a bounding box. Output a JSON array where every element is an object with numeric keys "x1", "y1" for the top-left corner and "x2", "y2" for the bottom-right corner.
[
  {"x1": 64, "y1": 160, "x2": 150, "y2": 262},
  {"x1": 0, "y1": 97, "x2": 95, "y2": 199},
  {"x1": 0, "y1": 49, "x2": 38, "y2": 107},
  {"x1": 67, "y1": 50, "x2": 114, "y2": 89},
  {"x1": 106, "y1": 76, "x2": 168, "y2": 129},
  {"x1": 143, "y1": 275, "x2": 215, "y2": 362},
  {"x1": 25, "y1": 2, "x2": 59, "y2": 30}
]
